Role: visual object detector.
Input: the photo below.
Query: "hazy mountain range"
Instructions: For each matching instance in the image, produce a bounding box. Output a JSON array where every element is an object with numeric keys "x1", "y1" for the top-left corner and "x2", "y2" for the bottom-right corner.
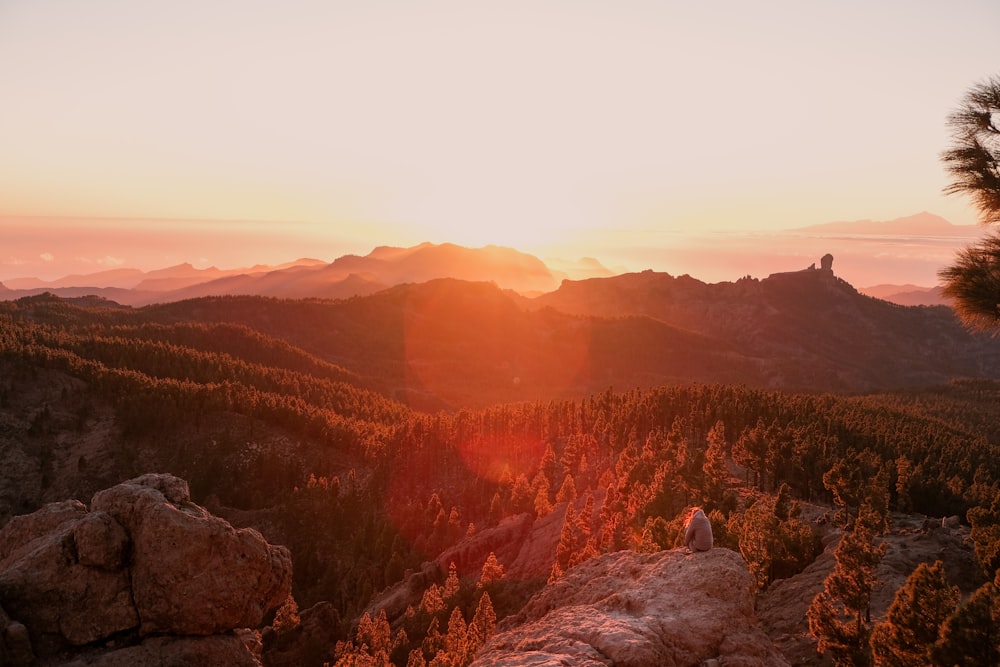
[
  {"x1": 786, "y1": 211, "x2": 979, "y2": 237},
  {"x1": 0, "y1": 212, "x2": 973, "y2": 307},
  {"x1": 0, "y1": 243, "x2": 615, "y2": 306}
]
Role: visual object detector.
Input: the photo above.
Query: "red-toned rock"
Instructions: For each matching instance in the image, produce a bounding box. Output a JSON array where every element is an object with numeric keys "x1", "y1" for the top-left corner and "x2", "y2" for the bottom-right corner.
[
  {"x1": 0, "y1": 505, "x2": 136, "y2": 649},
  {"x1": 73, "y1": 511, "x2": 129, "y2": 570},
  {"x1": 472, "y1": 548, "x2": 789, "y2": 667},
  {"x1": 91, "y1": 474, "x2": 292, "y2": 636},
  {"x1": 0, "y1": 499, "x2": 87, "y2": 561},
  {"x1": 0, "y1": 602, "x2": 34, "y2": 666},
  {"x1": 0, "y1": 473, "x2": 292, "y2": 665}
]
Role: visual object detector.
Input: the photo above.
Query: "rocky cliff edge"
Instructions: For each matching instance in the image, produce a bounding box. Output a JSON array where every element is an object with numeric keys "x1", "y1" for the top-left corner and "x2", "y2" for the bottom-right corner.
[{"x1": 472, "y1": 547, "x2": 789, "y2": 667}]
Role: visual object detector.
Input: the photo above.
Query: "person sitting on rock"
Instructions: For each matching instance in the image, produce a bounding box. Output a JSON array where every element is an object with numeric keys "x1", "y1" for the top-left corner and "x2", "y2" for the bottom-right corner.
[{"x1": 683, "y1": 506, "x2": 713, "y2": 552}]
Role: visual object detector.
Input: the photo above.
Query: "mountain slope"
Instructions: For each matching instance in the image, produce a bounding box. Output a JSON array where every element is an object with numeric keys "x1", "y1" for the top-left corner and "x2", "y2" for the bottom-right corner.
[
  {"x1": 531, "y1": 266, "x2": 1000, "y2": 393},
  {"x1": 127, "y1": 271, "x2": 1000, "y2": 409},
  {"x1": 141, "y1": 279, "x2": 745, "y2": 409}
]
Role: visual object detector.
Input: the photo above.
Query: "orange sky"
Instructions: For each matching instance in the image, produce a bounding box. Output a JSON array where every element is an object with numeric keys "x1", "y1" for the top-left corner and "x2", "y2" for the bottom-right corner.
[{"x1": 1, "y1": 1, "x2": 999, "y2": 285}]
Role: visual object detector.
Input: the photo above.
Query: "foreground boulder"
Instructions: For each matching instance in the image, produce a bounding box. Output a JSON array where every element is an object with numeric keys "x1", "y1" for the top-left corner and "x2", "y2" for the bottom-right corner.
[
  {"x1": 0, "y1": 473, "x2": 292, "y2": 665},
  {"x1": 472, "y1": 548, "x2": 789, "y2": 667}
]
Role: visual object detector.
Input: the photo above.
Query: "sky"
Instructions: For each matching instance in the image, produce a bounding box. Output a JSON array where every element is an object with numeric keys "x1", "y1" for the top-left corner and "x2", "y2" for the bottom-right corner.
[{"x1": 2, "y1": 1, "x2": 999, "y2": 286}]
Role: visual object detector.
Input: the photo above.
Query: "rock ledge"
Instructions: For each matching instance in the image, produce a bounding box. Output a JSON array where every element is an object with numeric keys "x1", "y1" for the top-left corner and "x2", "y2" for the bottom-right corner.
[{"x1": 473, "y1": 548, "x2": 788, "y2": 667}]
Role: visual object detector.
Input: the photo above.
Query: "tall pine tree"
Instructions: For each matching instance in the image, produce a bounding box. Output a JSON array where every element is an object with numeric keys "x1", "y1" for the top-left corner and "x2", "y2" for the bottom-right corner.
[
  {"x1": 869, "y1": 560, "x2": 959, "y2": 666},
  {"x1": 808, "y1": 505, "x2": 887, "y2": 666},
  {"x1": 931, "y1": 576, "x2": 1000, "y2": 667}
]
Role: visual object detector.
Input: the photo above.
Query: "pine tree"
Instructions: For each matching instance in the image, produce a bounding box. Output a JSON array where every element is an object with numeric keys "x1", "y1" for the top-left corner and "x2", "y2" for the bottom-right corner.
[
  {"x1": 808, "y1": 509, "x2": 886, "y2": 666},
  {"x1": 808, "y1": 590, "x2": 871, "y2": 667},
  {"x1": 335, "y1": 609, "x2": 393, "y2": 667},
  {"x1": 443, "y1": 607, "x2": 468, "y2": 664},
  {"x1": 488, "y1": 491, "x2": 503, "y2": 526},
  {"x1": 426, "y1": 492, "x2": 444, "y2": 523},
  {"x1": 774, "y1": 482, "x2": 796, "y2": 521},
  {"x1": 968, "y1": 493, "x2": 1000, "y2": 577},
  {"x1": 478, "y1": 552, "x2": 505, "y2": 589},
  {"x1": 830, "y1": 511, "x2": 886, "y2": 630},
  {"x1": 893, "y1": 456, "x2": 916, "y2": 513},
  {"x1": 555, "y1": 473, "x2": 577, "y2": 504},
  {"x1": 539, "y1": 442, "x2": 559, "y2": 486},
  {"x1": 532, "y1": 471, "x2": 553, "y2": 517},
  {"x1": 569, "y1": 494, "x2": 599, "y2": 568},
  {"x1": 823, "y1": 451, "x2": 883, "y2": 529},
  {"x1": 467, "y1": 591, "x2": 497, "y2": 661},
  {"x1": 938, "y1": 75, "x2": 1000, "y2": 333},
  {"x1": 442, "y1": 562, "x2": 460, "y2": 603},
  {"x1": 931, "y1": 578, "x2": 1000, "y2": 667},
  {"x1": 421, "y1": 617, "x2": 444, "y2": 662},
  {"x1": 420, "y1": 584, "x2": 445, "y2": 616},
  {"x1": 271, "y1": 592, "x2": 301, "y2": 638},
  {"x1": 869, "y1": 560, "x2": 959, "y2": 666},
  {"x1": 551, "y1": 505, "x2": 578, "y2": 582},
  {"x1": 702, "y1": 419, "x2": 729, "y2": 502},
  {"x1": 431, "y1": 507, "x2": 449, "y2": 551},
  {"x1": 357, "y1": 609, "x2": 392, "y2": 658},
  {"x1": 638, "y1": 515, "x2": 671, "y2": 553},
  {"x1": 406, "y1": 648, "x2": 428, "y2": 667},
  {"x1": 509, "y1": 473, "x2": 533, "y2": 514},
  {"x1": 732, "y1": 419, "x2": 767, "y2": 488},
  {"x1": 729, "y1": 496, "x2": 778, "y2": 593}
]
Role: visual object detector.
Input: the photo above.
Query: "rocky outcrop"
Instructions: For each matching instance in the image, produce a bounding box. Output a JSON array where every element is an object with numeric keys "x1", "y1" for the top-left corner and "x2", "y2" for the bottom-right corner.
[
  {"x1": 472, "y1": 548, "x2": 789, "y2": 667},
  {"x1": 0, "y1": 473, "x2": 292, "y2": 666}
]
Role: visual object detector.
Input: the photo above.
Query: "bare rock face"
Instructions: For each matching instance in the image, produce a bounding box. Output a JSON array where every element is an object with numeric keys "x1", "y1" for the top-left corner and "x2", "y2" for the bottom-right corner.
[
  {"x1": 472, "y1": 548, "x2": 789, "y2": 667},
  {"x1": 91, "y1": 473, "x2": 292, "y2": 636},
  {"x1": 1, "y1": 602, "x2": 35, "y2": 666},
  {"x1": 0, "y1": 473, "x2": 292, "y2": 665},
  {"x1": 0, "y1": 502, "x2": 137, "y2": 651}
]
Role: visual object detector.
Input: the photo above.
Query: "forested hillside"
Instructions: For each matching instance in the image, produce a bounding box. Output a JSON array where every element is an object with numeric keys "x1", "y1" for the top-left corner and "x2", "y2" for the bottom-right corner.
[
  {"x1": 2, "y1": 292, "x2": 999, "y2": 665},
  {"x1": 50, "y1": 269, "x2": 1000, "y2": 410}
]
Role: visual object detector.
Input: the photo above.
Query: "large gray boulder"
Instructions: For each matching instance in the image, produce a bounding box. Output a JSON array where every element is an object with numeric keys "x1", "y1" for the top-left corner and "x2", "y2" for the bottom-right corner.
[
  {"x1": 91, "y1": 473, "x2": 291, "y2": 636},
  {"x1": 0, "y1": 473, "x2": 292, "y2": 665}
]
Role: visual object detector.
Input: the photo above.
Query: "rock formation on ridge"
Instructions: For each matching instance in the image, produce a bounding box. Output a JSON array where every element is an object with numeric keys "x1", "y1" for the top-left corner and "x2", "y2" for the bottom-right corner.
[
  {"x1": 472, "y1": 547, "x2": 788, "y2": 667},
  {"x1": 367, "y1": 498, "x2": 787, "y2": 666},
  {"x1": 0, "y1": 473, "x2": 292, "y2": 666}
]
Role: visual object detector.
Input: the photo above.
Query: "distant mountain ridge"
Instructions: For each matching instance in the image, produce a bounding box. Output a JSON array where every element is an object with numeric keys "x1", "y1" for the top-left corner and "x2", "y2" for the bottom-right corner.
[
  {"x1": 859, "y1": 283, "x2": 949, "y2": 307},
  {"x1": 0, "y1": 212, "x2": 976, "y2": 306},
  {"x1": 1, "y1": 259, "x2": 326, "y2": 291},
  {"x1": 787, "y1": 211, "x2": 979, "y2": 236},
  {"x1": 0, "y1": 243, "x2": 615, "y2": 306}
]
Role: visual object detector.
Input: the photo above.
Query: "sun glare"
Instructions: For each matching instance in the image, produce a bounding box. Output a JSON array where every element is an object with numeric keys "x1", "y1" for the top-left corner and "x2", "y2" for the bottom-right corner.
[{"x1": 377, "y1": 183, "x2": 607, "y2": 251}]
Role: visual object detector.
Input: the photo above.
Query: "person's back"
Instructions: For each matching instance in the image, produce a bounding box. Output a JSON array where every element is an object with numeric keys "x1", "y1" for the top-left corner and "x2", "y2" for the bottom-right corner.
[{"x1": 684, "y1": 508, "x2": 713, "y2": 551}]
